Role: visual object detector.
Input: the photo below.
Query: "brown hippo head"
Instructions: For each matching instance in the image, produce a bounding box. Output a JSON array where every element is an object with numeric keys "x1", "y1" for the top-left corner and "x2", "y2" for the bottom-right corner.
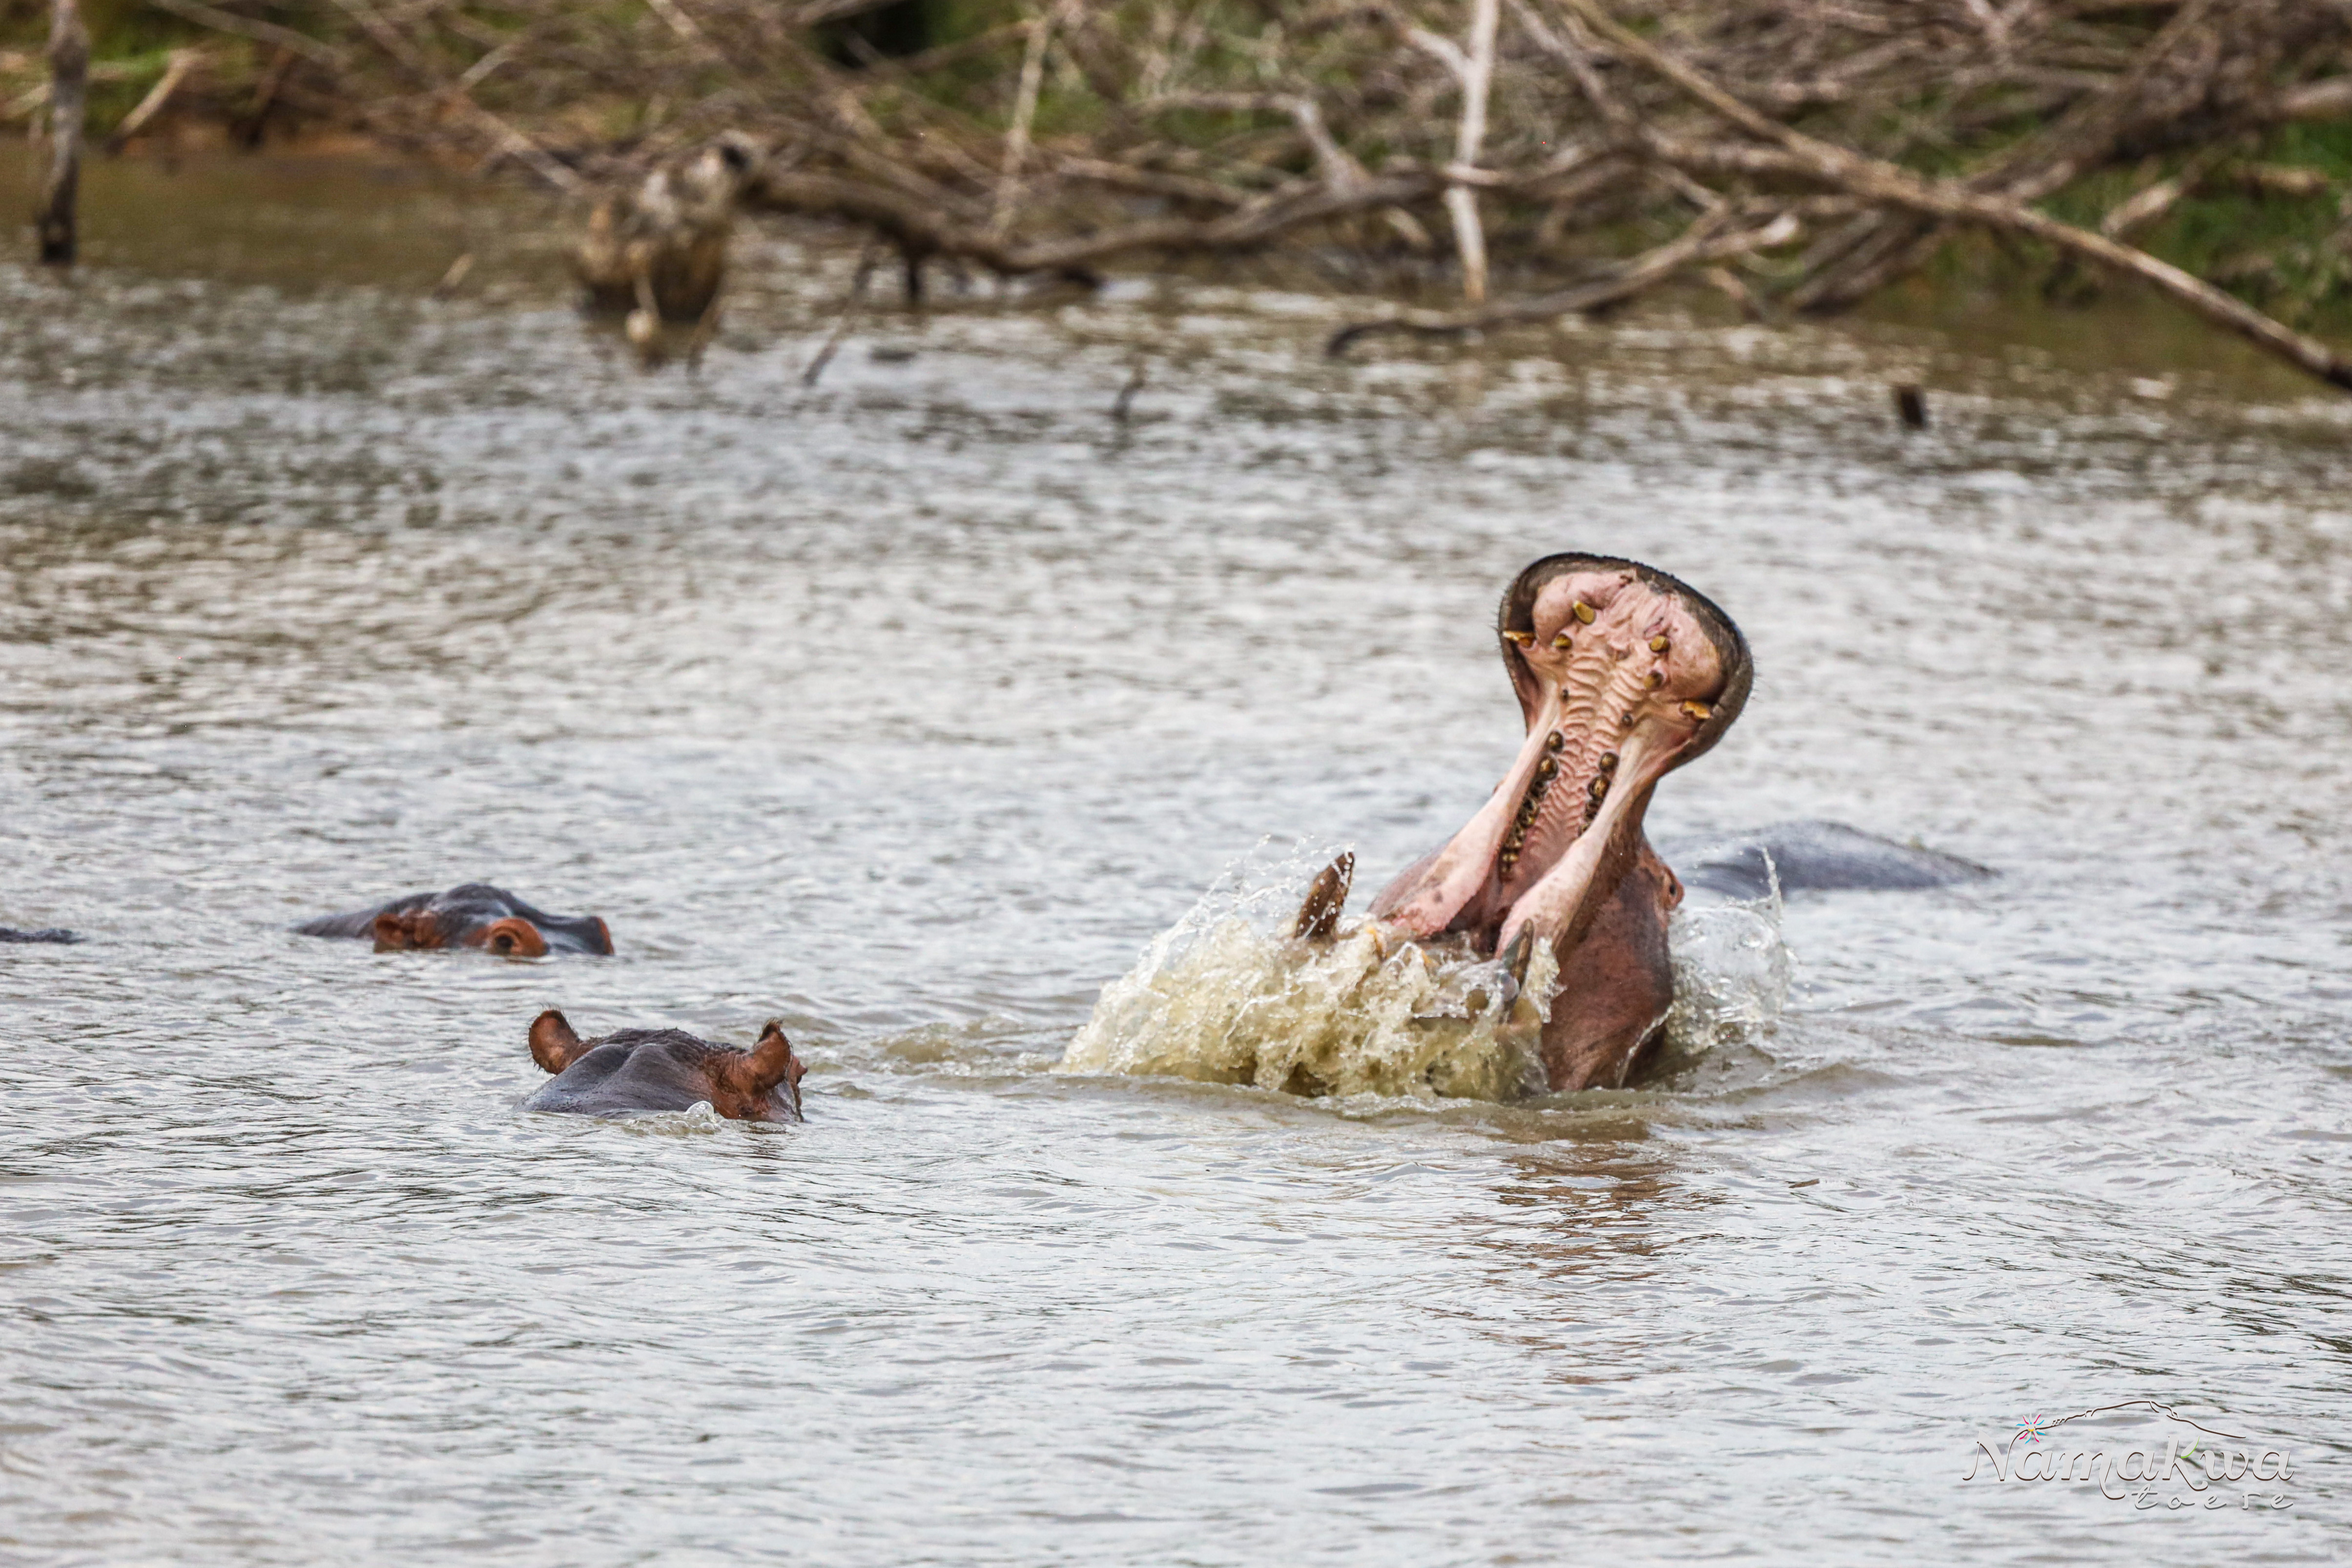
[
  {"x1": 522, "y1": 1010, "x2": 806, "y2": 1122},
  {"x1": 296, "y1": 884, "x2": 615, "y2": 958}
]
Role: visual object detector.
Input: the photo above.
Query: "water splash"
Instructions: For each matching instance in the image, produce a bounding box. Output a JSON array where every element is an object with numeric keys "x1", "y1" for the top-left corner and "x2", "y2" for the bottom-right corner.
[
  {"x1": 1663, "y1": 887, "x2": 1793, "y2": 1055},
  {"x1": 1063, "y1": 842, "x2": 1790, "y2": 1101},
  {"x1": 1061, "y1": 844, "x2": 1531, "y2": 1101},
  {"x1": 613, "y1": 1100, "x2": 726, "y2": 1135}
]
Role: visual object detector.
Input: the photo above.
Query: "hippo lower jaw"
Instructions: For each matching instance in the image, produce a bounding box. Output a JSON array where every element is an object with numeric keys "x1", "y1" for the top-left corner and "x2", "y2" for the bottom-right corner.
[{"x1": 1351, "y1": 555, "x2": 1753, "y2": 1090}]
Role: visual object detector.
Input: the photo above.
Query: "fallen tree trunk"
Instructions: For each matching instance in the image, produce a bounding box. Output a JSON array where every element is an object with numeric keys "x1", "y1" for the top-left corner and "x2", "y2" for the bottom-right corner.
[
  {"x1": 105, "y1": 46, "x2": 198, "y2": 152},
  {"x1": 117, "y1": 0, "x2": 2352, "y2": 392},
  {"x1": 1328, "y1": 207, "x2": 1801, "y2": 354},
  {"x1": 1553, "y1": 0, "x2": 2352, "y2": 392},
  {"x1": 748, "y1": 164, "x2": 1450, "y2": 285}
]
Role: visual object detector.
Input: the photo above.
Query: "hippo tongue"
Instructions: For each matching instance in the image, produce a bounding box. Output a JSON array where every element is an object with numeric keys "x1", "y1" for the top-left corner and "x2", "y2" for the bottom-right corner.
[{"x1": 1367, "y1": 556, "x2": 1749, "y2": 957}]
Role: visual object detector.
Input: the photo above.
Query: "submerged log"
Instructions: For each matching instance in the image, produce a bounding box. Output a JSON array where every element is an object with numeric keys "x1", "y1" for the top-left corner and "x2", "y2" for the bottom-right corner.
[{"x1": 36, "y1": 0, "x2": 87, "y2": 266}]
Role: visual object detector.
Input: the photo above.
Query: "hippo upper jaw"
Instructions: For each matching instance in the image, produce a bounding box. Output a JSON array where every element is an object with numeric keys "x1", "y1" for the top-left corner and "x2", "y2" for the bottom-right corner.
[{"x1": 1366, "y1": 556, "x2": 1750, "y2": 965}]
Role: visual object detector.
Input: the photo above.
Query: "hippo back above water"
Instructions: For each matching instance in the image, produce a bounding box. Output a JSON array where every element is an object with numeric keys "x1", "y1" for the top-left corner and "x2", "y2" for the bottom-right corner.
[
  {"x1": 1666, "y1": 821, "x2": 1994, "y2": 900},
  {"x1": 523, "y1": 1010, "x2": 805, "y2": 1122},
  {"x1": 297, "y1": 884, "x2": 613, "y2": 957}
]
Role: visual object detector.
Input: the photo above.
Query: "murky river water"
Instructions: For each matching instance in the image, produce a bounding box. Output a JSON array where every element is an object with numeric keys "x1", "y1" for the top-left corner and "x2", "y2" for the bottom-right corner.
[{"x1": 2, "y1": 148, "x2": 2349, "y2": 1564}]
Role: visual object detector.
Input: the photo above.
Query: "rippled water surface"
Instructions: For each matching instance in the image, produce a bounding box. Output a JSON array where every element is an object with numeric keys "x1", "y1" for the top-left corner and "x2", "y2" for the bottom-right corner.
[{"x1": 3, "y1": 149, "x2": 2350, "y2": 1565}]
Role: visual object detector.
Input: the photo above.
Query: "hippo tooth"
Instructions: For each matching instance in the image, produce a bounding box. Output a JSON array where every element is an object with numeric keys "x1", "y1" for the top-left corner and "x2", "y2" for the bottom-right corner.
[
  {"x1": 1599, "y1": 751, "x2": 1619, "y2": 772},
  {"x1": 1503, "y1": 628, "x2": 1535, "y2": 647},
  {"x1": 1537, "y1": 757, "x2": 1557, "y2": 778},
  {"x1": 1649, "y1": 634, "x2": 1670, "y2": 652},
  {"x1": 1646, "y1": 669, "x2": 1664, "y2": 688},
  {"x1": 1546, "y1": 731, "x2": 1564, "y2": 751},
  {"x1": 1572, "y1": 600, "x2": 1596, "y2": 624},
  {"x1": 1550, "y1": 630, "x2": 1573, "y2": 650},
  {"x1": 1681, "y1": 700, "x2": 1712, "y2": 720}
]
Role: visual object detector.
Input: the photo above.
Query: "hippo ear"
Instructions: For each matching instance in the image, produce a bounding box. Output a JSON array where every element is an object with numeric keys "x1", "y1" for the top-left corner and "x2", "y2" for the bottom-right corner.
[
  {"x1": 742, "y1": 1021, "x2": 805, "y2": 1096},
  {"x1": 529, "y1": 1010, "x2": 589, "y2": 1073},
  {"x1": 373, "y1": 910, "x2": 442, "y2": 950}
]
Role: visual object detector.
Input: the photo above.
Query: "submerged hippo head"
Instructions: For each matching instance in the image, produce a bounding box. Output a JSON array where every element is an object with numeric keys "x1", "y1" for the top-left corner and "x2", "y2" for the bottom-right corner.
[
  {"x1": 1325, "y1": 554, "x2": 1752, "y2": 1092},
  {"x1": 296, "y1": 884, "x2": 614, "y2": 958},
  {"x1": 523, "y1": 1010, "x2": 806, "y2": 1122}
]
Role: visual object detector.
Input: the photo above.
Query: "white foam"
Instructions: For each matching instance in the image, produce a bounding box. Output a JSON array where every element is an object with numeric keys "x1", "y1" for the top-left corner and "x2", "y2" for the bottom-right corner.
[
  {"x1": 1062, "y1": 842, "x2": 1789, "y2": 1101},
  {"x1": 1664, "y1": 889, "x2": 1793, "y2": 1053}
]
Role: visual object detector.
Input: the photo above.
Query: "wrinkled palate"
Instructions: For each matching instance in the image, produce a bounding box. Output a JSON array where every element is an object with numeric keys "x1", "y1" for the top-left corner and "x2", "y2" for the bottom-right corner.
[
  {"x1": 1369, "y1": 563, "x2": 1738, "y2": 962},
  {"x1": 1314, "y1": 554, "x2": 1753, "y2": 1091}
]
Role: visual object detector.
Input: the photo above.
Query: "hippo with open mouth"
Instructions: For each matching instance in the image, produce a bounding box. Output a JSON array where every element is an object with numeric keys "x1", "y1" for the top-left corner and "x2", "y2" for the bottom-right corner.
[
  {"x1": 1323, "y1": 553, "x2": 1751, "y2": 1091},
  {"x1": 1069, "y1": 552, "x2": 1990, "y2": 1101},
  {"x1": 1286, "y1": 552, "x2": 1996, "y2": 1094},
  {"x1": 296, "y1": 884, "x2": 614, "y2": 958},
  {"x1": 522, "y1": 1010, "x2": 805, "y2": 1122}
]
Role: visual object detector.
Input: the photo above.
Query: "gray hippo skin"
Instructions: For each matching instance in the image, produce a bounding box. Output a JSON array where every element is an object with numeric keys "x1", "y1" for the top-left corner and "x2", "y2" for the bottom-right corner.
[
  {"x1": 1666, "y1": 820, "x2": 1993, "y2": 900},
  {"x1": 523, "y1": 1010, "x2": 805, "y2": 1122},
  {"x1": 297, "y1": 884, "x2": 613, "y2": 957}
]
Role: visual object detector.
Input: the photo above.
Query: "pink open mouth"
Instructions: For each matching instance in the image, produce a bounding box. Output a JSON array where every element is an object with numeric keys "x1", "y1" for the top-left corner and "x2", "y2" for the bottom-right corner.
[
  {"x1": 1250, "y1": 553, "x2": 1753, "y2": 1093},
  {"x1": 1363, "y1": 552, "x2": 1752, "y2": 985}
]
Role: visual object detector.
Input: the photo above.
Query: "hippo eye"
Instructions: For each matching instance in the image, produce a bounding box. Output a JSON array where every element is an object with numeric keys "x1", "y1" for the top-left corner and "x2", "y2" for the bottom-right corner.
[{"x1": 490, "y1": 933, "x2": 514, "y2": 954}]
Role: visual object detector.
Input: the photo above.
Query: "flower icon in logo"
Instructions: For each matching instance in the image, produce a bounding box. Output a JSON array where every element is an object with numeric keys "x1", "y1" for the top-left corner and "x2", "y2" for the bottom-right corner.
[{"x1": 2012, "y1": 1413, "x2": 2051, "y2": 1446}]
